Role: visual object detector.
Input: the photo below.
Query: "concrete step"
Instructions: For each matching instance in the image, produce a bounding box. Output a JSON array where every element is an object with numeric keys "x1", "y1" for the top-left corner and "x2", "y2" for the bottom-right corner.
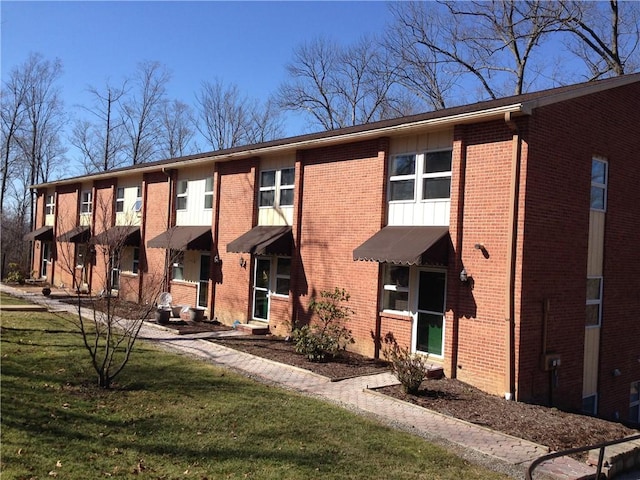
[
  {"x1": 0, "y1": 304, "x2": 48, "y2": 312},
  {"x1": 235, "y1": 322, "x2": 269, "y2": 335}
]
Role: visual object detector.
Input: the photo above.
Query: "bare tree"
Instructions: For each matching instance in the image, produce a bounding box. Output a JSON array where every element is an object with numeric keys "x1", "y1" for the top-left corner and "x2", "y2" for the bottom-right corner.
[
  {"x1": 72, "y1": 82, "x2": 128, "y2": 173},
  {"x1": 553, "y1": 0, "x2": 640, "y2": 80},
  {"x1": 121, "y1": 61, "x2": 170, "y2": 164},
  {"x1": 55, "y1": 198, "x2": 161, "y2": 389},
  {"x1": 387, "y1": 1, "x2": 570, "y2": 106},
  {"x1": 277, "y1": 36, "x2": 415, "y2": 131},
  {"x1": 195, "y1": 79, "x2": 282, "y2": 150},
  {"x1": 159, "y1": 99, "x2": 196, "y2": 158}
]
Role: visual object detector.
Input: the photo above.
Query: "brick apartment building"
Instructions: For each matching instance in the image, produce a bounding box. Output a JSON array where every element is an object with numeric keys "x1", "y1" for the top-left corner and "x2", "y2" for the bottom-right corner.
[{"x1": 25, "y1": 73, "x2": 640, "y2": 424}]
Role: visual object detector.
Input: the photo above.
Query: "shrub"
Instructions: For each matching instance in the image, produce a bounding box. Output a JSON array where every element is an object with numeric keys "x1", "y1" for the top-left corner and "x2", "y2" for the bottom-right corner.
[
  {"x1": 293, "y1": 288, "x2": 354, "y2": 362},
  {"x1": 382, "y1": 333, "x2": 428, "y2": 394},
  {"x1": 5, "y1": 263, "x2": 26, "y2": 284}
]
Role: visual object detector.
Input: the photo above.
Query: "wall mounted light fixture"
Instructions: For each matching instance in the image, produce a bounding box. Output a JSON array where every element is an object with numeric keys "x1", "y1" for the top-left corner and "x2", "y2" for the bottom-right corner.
[
  {"x1": 239, "y1": 257, "x2": 247, "y2": 268},
  {"x1": 460, "y1": 268, "x2": 469, "y2": 282}
]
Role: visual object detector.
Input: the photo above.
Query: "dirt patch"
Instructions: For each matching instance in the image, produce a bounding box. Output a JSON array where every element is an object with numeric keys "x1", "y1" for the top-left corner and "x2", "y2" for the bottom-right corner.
[{"x1": 209, "y1": 334, "x2": 638, "y2": 452}]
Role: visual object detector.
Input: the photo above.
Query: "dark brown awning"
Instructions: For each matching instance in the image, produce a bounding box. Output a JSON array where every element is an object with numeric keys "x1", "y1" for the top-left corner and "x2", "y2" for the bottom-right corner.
[
  {"x1": 227, "y1": 226, "x2": 293, "y2": 256},
  {"x1": 147, "y1": 226, "x2": 212, "y2": 251},
  {"x1": 23, "y1": 225, "x2": 54, "y2": 242},
  {"x1": 92, "y1": 226, "x2": 140, "y2": 247},
  {"x1": 353, "y1": 226, "x2": 449, "y2": 266},
  {"x1": 57, "y1": 226, "x2": 91, "y2": 243}
]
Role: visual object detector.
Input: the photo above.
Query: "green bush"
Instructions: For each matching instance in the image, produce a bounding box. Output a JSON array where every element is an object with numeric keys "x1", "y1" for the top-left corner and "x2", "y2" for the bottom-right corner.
[
  {"x1": 5, "y1": 263, "x2": 26, "y2": 284},
  {"x1": 382, "y1": 333, "x2": 428, "y2": 394},
  {"x1": 293, "y1": 288, "x2": 354, "y2": 362}
]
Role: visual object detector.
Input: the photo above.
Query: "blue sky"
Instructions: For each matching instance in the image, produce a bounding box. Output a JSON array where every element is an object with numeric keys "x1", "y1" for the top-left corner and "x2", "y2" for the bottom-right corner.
[{"x1": 2, "y1": 1, "x2": 392, "y2": 139}]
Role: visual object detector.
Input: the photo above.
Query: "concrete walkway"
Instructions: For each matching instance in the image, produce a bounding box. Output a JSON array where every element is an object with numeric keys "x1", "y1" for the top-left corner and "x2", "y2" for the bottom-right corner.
[{"x1": 0, "y1": 284, "x2": 615, "y2": 479}]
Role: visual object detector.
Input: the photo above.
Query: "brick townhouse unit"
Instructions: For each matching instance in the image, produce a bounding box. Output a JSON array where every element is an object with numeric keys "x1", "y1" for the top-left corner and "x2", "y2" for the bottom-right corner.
[{"x1": 25, "y1": 73, "x2": 640, "y2": 424}]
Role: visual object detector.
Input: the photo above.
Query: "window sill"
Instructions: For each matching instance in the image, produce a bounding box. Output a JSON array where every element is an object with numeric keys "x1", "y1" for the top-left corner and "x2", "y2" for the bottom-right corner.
[
  {"x1": 380, "y1": 310, "x2": 412, "y2": 321},
  {"x1": 270, "y1": 294, "x2": 290, "y2": 301},
  {"x1": 120, "y1": 272, "x2": 138, "y2": 278}
]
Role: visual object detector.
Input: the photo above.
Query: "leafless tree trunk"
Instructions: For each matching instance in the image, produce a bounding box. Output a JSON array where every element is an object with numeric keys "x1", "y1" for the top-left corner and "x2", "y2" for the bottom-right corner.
[
  {"x1": 159, "y1": 99, "x2": 196, "y2": 159},
  {"x1": 72, "y1": 82, "x2": 128, "y2": 173},
  {"x1": 122, "y1": 61, "x2": 170, "y2": 165}
]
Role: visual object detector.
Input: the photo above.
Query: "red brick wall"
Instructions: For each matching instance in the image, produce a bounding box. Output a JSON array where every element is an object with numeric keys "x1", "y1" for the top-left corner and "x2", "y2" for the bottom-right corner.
[
  {"x1": 447, "y1": 121, "x2": 515, "y2": 397},
  {"x1": 91, "y1": 180, "x2": 115, "y2": 294},
  {"x1": 53, "y1": 184, "x2": 80, "y2": 289},
  {"x1": 169, "y1": 281, "x2": 198, "y2": 309},
  {"x1": 521, "y1": 80, "x2": 640, "y2": 417},
  {"x1": 297, "y1": 138, "x2": 387, "y2": 357},
  {"x1": 268, "y1": 295, "x2": 292, "y2": 337},
  {"x1": 141, "y1": 171, "x2": 171, "y2": 304},
  {"x1": 213, "y1": 158, "x2": 258, "y2": 325}
]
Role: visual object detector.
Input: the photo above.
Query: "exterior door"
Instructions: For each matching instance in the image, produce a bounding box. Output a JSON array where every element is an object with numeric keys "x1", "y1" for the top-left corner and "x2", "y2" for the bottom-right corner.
[
  {"x1": 198, "y1": 254, "x2": 210, "y2": 308},
  {"x1": 414, "y1": 270, "x2": 446, "y2": 356},
  {"x1": 252, "y1": 257, "x2": 271, "y2": 322},
  {"x1": 40, "y1": 242, "x2": 50, "y2": 279}
]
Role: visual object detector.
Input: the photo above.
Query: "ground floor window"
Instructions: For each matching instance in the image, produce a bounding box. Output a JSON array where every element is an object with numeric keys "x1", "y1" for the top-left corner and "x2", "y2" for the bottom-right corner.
[
  {"x1": 381, "y1": 265, "x2": 446, "y2": 356},
  {"x1": 253, "y1": 256, "x2": 291, "y2": 322},
  {"x1": 582, "y1": 394, "x2": 598, "y2": 415},
  {"x1": 40, "y1": 241, "x2": 51, "y2": 279},
  {"x1": 171, "y1": 250, "x2": 185, "y2": 281}
]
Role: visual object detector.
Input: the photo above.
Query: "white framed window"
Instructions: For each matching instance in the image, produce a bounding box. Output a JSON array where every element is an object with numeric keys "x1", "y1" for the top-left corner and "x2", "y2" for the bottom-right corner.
[
  {"x1": 382, "y1": 265, "x2": 410, "y2": 312},
  {"x1": 176, "y1": 180, "x2": 188, "y2": 211},
  {"x1": 389, "y1": 150, "x2": 452, "y2": 203},
  {"x1": 81, "y1": 190, "x2": 92, "y2": 214},
  {"x1": 132, "y1": 247, "x2": 139, "y2": 274},
  {"x1": 171, "y1": 250, "x2": 184, "y2": 281},
  {"x1": 630, "y1": 381, "x2": 640, "y2": 424},
  {"x1": 274, "y1": 257, "x2": 291, "y2": 296},
  {"x1": 132, "y1": 186, "x2": 142, "y2": 213},
  {"x1": 591, "y1": 158, "x2": 607, "y2": 211},
  {"x1": 115, "y1": 187, "x2": 125, "y2": 213},
  {"x1": 204, "y1": 177, "x2": 214, "y2": 209},
  {"x1": 422, "y1": 150, "x2": 452, "y2": 200},
  {"x1": 586, "y1": 276, "x2": 603, "y2": 327},
  {"x1": 259, "y1": 168, "x2": 295, "y2": 208},
  {"x1": 45, "y1": 194, "x2": 55, "y2": 215}
]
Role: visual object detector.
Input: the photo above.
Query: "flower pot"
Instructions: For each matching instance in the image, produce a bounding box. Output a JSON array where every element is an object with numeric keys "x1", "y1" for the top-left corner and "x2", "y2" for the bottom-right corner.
[
  {"x1": 171, "y1": 305, "x2": 184, "y2": 318},
  {"x1": 189, "y1": 307, "x2": 205, "y2": 322},
  {"x1": 155, "y1": 308, "x2": 171, "y2": 324},
  {"x1": 42, "y1": 287, "x2": 51, "y2": 296}
]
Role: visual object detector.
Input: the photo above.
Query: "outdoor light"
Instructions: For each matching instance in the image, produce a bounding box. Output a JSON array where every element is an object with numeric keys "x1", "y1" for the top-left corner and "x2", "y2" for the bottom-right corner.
[
  {"x1": 474, "y1": 243, "x2": 484, "y2": 250},
  {"x1": 459, "y1": 268, "x2": 468, "y2": 282},
  {"x1": 239, "y1": 257, "x2": 247, "y2": 268}
]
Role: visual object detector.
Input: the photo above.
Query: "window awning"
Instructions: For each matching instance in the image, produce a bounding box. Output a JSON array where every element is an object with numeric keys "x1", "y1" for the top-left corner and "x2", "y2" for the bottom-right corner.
[
  {"x1": 353, "y1": 226, "x2": 450, "y2": 266},
  {"x1": 57, "y1": 226, "x2": 91, "y2": 243},
  {"x1": 227, "y1": 226, "x2": 293, "y2": 256},
  {"x1": 23, "y1": 225, "x2": 54, "y2": 242},
  {"x1": 92, "y1": 226, "x2": 140, "y2": 247},
  {"x1": 147, "y1": 226, "x2": 212, "y2": 251}
]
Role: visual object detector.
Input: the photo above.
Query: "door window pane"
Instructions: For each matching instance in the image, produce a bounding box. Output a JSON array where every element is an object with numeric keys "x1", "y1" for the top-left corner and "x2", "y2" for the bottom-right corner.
[
  {"x1": 418, "y1": 271, "x2": 446, "y2": 312},
  {"x1": 416, "y1": 312, "x2": 443, "y2": 356}
]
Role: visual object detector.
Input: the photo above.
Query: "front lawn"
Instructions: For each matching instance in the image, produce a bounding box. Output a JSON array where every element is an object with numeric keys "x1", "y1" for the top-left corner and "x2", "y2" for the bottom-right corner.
[{"x1": 0, "y1": 307, "x2": 507, "y2": 479}]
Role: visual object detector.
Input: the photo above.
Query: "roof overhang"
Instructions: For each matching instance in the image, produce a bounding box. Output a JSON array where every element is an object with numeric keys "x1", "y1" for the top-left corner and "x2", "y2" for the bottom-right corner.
[
  {"x1": 57, "y1": 226, "x2": 91, "y2": 243},
  {"x1": 23, "y1": 225, "x2": 54, "y2": 242},
  {"x1": 147, "y1": 226, "x2": 212, "y2": 251},
  {"x1": 91, "y1": 226, "x2": 141, "y2": 247}
]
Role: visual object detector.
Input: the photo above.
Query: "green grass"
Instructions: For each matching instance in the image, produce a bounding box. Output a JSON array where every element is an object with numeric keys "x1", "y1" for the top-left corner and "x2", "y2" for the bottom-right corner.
[
  {"x1": 1, "y1": 306, "x2": 507, "y2": 479},
  {"x1": 0, "y1": 291, "x2": 31, "y2": 306}
]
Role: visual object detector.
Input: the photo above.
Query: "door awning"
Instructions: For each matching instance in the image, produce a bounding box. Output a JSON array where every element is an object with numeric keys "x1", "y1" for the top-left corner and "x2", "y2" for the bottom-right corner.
[
  {"x1": 92, "y1": 226, "x2": 140, "y2": 247},
  {"x1": 147, "y1": 226, "x2": 212, "y2": 251},
  {"x1": 57, "y1": 226, "x2": 91, "y2": 243},
  {"x1": 23, "y1": 225, "x2": 54, "y2": 242},
  {"x1": 353, "y1": 226, "x2": 450, "y2": 266},
  {"x1": 227, "y1": 226, "x2": 293, "y2": 256}
]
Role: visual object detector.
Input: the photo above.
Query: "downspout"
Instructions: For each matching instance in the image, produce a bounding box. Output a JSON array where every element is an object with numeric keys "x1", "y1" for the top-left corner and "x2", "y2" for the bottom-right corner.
[
  {"x1": 504, "y1": 112, "x2": 522, "y2": 400},
  {"x1": 138, "y1": 176, "x2": 148, "y2": 302}
]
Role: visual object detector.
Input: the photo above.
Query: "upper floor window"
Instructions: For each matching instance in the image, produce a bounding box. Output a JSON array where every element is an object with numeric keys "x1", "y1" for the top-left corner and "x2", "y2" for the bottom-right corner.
[
  {"x1": 259, "y1": 168, "x2": 295, "y2": 208},
  {"x1": 115, "y1": 187, "x2": 125, "y2": 213},
  {"x1": 204, "y1": 177, "x2": 214, "y2": 209},
  {"x1": 389, "y1": 150, "x2": 452, "y2": 202},
  {"x1": 81, "y1": 190, "x2": 92, "y2": 214},
  {"x1": 176, "y1": 180, "x2": 188, "y2": 211},
  {"x1": 591, "y1": 158, "x2": 607, "y2": 211},
  {"x1": 45, "y1": 194, "x2": 55, "y2": 215},
  {"x1": 586, "y1": 276, "x2": 602, "y2": 327},
  {"x1": 133, "y1": 186, "x2": 142, "y2": 212}
]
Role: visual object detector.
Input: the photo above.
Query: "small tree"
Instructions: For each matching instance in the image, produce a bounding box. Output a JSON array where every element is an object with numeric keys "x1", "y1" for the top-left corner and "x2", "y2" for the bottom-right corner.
[
  {"x1": 382, "y1": 333, "x2": 428, "y2": 395},
  {"x1": 293, "y1": 287, "x2": 354, "y2": 362},
  {"x1": 54, "y1": 198, "x2": 161, "y2": 388}
]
